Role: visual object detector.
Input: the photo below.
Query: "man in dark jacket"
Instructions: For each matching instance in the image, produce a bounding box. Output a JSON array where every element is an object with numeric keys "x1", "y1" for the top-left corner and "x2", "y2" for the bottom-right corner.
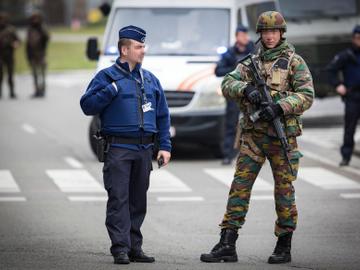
[
  {"x1": 215, "y1": 25, "x2": 254, "y2": 165},
  {"x1": 0, "y1": 12, "x2": 19, "y2": 99},
  {"x1": 26, "y1": 12, "x2": 50, "y2": 98},
  {"x1": 327, "y1": 25, "x2": 360, "y2": 166},
  {"x1": 80, "y1": 25, "x2": 171, "y2": 265}
]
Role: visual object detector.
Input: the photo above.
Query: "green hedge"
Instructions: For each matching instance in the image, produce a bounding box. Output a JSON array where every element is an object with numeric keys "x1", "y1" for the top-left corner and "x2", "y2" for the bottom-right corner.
[{"x1": 15, "y1": 42, "x2": 97, "y2": 73}]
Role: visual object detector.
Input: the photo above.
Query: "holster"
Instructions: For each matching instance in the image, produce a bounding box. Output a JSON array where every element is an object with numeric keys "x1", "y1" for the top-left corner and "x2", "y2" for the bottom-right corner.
[{"x1": 93, "y1": 131, "x2": 109, "y2": 163}]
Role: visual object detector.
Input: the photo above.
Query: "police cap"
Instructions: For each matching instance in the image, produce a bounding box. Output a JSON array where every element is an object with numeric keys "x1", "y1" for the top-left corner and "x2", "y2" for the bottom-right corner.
[
  {"x1": 353, "y1": 25, "x2": 360, "y2": 35},
  {"x1": 119, "y1": 25, "x2": 146, "y2": 43},
  {"x1": 236, "y1": 25, "x2": 248, "y2": 33}
]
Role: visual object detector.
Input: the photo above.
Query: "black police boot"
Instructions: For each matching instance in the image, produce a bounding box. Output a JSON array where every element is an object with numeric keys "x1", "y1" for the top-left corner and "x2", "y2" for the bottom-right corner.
[
  {"x1": 113, "y1": 251, "x2": 130, "y2": 264},
  {"x1": 200, "y1": 228, "x2": 238, "y2": 262},
  {"x1": 339, "y1": 158, "x2": 350, "y2": 166},
  {"x1": 268, "y1": 232, "x2": 292, "y2": 264},
  {"x1": 128, "y1": 249, "x2": 155, "y2": 263}
]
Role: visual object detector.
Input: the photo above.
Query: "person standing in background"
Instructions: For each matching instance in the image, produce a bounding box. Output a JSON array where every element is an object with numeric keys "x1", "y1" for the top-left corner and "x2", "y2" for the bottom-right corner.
[
  {"x1": 26, "y1": 12, "x2": 50, "y2": 98},
  {"x1": 215, "y1": 25, "x2": 254, "y2": 165},
  {"x1": 327, "y1": 25, "x2": 360, "y2": 166},
  {"x1": 0, "y1": 12, "x2": 20, "y2": 99}
]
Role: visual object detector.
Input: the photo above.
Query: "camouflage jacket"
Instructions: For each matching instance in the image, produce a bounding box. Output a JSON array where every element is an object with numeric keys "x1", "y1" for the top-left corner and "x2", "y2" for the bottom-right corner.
[{"x1": 222, "y1": 40, "x2": 314, "y2": 137}]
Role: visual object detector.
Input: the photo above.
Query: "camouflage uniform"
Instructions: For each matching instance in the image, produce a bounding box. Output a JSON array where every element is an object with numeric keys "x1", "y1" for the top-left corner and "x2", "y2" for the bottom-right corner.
[
  {"x1": 220, "y1": 37, "x2": 314, "y2": 236},
  {"x1": 0, "y1": 13, "x2": 19, "y2": 99},
  {"x1": 200, "y1": 11, "x2": 314, "y2": 264}
]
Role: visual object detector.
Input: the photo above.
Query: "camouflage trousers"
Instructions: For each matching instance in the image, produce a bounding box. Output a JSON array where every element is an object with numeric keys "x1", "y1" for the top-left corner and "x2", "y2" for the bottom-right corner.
[{"x1": 220, "y1": 131, "x2": 302, "y2": 236}]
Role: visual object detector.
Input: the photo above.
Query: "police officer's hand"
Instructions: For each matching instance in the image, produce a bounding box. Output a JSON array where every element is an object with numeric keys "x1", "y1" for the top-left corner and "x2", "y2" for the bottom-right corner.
[
  {"x1": 336, "y1": 84, "x2": 347, "y2": 96},
  {"x1": 259, "y1": 103, "x2": 283, "y2": 122},
  {"x1": 244, "y1": 84, "x2": 261, "y2": 104},
  {"x1": 157, "y1": 150, "x2": 171, "y2": 168}
]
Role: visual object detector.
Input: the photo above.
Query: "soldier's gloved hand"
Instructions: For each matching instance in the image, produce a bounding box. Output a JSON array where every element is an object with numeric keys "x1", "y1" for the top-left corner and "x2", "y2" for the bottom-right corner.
[
  {"x1": 244, "y1": 85, "x2": 261, "y2": 104},
  {"x1": 259, "y1": 103, "x2": 283, "y2": 122}
]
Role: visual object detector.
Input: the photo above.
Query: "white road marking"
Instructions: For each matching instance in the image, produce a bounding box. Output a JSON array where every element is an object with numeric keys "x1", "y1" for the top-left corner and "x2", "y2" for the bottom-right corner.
[
  {"x1": 0, "y1": 197, "x2": 26, "y2": 202},
  {"x1": 64, "y1": 156, "x2": 83, "y2": 169},
  {"x1": 46, "y1": 169, "x2": 104, "y2": 193},
  {"x1": 251, "y1": 195, "x2": 274, "y2": 200},
  {"x1": 21, "y1": 123, "x2": 36, "y2": 134},
  {"x1": 68, "y1": 196, "x2": 107, "y2": 202},
  {"x1": 340, "y1": 193, "x2": 360, "y2": 199},
  {"x1": 299, "y1": 127, "x2": 343, "y2": 149},
  {"x1": 299, "y1": 167, "x2": 360, "y2": 190},
  {"x1": 157, "y1": 196, "x2": 204, "y2": 202},
  {"x1": 0, "y1": 170, "x2": 20, "y2": 192},
  {"x1": 149, "y1": 170, "x2": 191, "y2": 192},
  {"x1": 301, "y1": 150, "x2": 360, "y2": 177},
  {"x1": 204, "y1": 168, "x2": 273, "y2": 190}
]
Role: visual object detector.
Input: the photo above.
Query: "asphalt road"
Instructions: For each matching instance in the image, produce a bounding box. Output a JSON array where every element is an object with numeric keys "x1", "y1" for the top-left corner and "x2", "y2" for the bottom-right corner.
[{"x1": 0, "y1": 71, "x2": 360, "y2": 270}]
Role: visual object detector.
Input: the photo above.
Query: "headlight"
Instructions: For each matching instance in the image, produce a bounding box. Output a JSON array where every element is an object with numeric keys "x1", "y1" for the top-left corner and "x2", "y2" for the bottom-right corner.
[{"x1": 191, "y1": 86, "x2": 225, "y2": 111}]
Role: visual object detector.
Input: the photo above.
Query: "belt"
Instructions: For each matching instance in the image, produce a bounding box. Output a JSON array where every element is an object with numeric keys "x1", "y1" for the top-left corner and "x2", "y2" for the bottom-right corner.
[{"x1": 106, "y1": 135, "x2": 155, "y2": 145}]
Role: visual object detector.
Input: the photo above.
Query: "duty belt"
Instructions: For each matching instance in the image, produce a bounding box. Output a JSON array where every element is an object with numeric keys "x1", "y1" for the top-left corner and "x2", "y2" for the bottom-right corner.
[{"x1": 106, "y1": 135, "x2": 155, "y2": 145}]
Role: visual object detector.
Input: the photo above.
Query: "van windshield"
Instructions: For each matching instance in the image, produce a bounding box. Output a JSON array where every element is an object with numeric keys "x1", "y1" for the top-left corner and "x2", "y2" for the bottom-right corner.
[{"x1": 105, "y1": 8, "x2": 230, "y2": 56}]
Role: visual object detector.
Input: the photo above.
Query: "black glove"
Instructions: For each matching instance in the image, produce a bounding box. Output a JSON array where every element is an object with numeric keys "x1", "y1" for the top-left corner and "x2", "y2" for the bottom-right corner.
[
  {"x1": 244, "y1": 85, "x2": 261, "y2": 104},
  {"x1": 259, "y1": 103, "x2": 283, "y2": 122}
]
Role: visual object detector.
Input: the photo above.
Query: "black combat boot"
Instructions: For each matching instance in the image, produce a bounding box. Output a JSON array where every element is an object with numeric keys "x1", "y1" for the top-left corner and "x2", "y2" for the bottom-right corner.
[
  {"x1": 113, "y1": 251, "x2": 130, "y2": 264},
  {"x1": 268, "y1": 232, "x2": 292, "y2": 264},
  {"x1": 200, "y1": 228, "x2": 238, "y2": 262}
]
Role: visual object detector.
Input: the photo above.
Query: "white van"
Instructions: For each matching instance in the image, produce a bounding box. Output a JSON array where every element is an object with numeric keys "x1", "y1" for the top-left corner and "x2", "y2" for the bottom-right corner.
[{"x1": 86, "y1": 0, "x2": 279, "y2": 157}]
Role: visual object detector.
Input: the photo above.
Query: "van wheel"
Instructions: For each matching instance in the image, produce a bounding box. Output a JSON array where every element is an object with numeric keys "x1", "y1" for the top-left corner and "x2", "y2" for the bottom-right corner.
[{"x1": 89, "y1": 116, "x2": 101, "y2": 157}]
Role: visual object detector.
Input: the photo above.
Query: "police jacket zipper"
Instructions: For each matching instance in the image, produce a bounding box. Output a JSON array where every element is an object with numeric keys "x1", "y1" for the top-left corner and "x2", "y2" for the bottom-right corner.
[{"x1": 136, "y1": 81, "x2": 144, "y2": 128}]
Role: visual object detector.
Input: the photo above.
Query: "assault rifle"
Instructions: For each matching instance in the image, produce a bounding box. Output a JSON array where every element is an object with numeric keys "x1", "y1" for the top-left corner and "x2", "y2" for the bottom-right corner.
[{"x1": 240, "y1": 54, "x2": 294, "y2": 176}]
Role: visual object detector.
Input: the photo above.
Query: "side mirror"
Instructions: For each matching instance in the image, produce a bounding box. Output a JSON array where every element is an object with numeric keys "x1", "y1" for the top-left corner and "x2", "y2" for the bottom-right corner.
[{"x1": 86, "y1": 37, "x2": 99, "y2": 61}]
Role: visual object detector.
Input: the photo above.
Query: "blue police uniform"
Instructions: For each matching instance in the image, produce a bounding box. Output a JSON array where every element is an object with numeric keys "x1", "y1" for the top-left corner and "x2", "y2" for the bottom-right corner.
[
  {"x1": 215, "y1": 26, "x2": 254, "y2": 164},
  {"x1": 80, "y1": 25, "x2": 171, "y2": 258},
  {"x1": 327, "y1": 25, "x2": 360, "y2": 164}
]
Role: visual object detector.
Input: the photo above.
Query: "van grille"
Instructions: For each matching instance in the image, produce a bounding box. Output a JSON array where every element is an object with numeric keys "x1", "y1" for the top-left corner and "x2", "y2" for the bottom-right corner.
[{"x1": 164, "y1": 90, "x2": 195, "y2": 108}]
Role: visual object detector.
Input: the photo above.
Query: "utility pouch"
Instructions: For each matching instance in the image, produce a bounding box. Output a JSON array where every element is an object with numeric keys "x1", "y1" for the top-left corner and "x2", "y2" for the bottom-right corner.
[{"x1": 93, "y1": 131, "x2": 109, "y2": 163}]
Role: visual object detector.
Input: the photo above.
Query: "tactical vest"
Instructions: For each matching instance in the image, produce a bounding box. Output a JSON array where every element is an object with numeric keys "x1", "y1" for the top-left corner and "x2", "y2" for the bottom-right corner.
[
  {"x1": 239, "y1": 50, "x2": 304, "y2": 138},
  {"x1": 100, "y1": 65, "x2": 158, "y2": 135}
]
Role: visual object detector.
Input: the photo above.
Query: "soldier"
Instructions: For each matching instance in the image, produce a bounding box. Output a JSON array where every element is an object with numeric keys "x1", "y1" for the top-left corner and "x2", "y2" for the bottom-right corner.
[
  {"x1": 215, "y1": 25, "x2": 254, "y2": 165},
  {"x1": 26, "y1": 12, "x2": 50, "y2": 98},
  {"x1": 327, "y1": 25, "x2": 360, "y2": 166},
  {"x1": 80, "y1": 25, "x2": 171, "y2": 265},
  {"x1": 0, "y1": 12, "x2": 20, "y2": 99},
  {"x1": 200, "y1": 11, "x2": 314, "y2": 264}
]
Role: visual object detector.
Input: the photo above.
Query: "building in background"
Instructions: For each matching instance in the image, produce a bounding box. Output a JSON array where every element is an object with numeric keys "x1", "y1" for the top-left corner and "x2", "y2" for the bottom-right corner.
[{"x1": 0, "y1": 0, "x2": 113, "y2": 26}]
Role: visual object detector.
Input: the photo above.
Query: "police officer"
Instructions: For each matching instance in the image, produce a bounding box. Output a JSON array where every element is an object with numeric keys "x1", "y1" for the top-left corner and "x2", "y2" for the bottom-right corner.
[
  {"x1": 80, "y1": 25, "x2": 171, "y2": 264},
  {"x1": 0, "y1": 12, "x2": 19, "y2": 99},
  {"x1": 26, "y1": 12, "x2": 50, "y2": 98},
  {"x1": 200, "y1": 11, "x2": 314, "y2": 264},
  {"x1": 215, "y1": 25, "x2": 254, "y2": 165},
  {"x1": 327, "y1": 25, "x2": 360, "y2": 166}
]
